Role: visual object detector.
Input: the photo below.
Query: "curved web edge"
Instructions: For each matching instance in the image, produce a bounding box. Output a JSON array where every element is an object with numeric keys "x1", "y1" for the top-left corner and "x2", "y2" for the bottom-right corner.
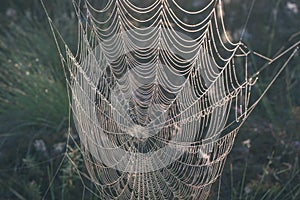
[{"x1": 39, "y1": 0, "x2": 300, "y2": 199}]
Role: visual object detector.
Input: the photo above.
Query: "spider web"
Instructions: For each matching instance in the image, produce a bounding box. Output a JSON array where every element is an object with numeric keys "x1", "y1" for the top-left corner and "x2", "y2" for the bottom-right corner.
[{"x1": 41, "y1": 0, "x2": 299, "y2": 199}]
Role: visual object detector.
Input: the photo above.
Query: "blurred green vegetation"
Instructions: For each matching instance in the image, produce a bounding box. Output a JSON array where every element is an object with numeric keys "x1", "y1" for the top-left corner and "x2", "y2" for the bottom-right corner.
[
  {"x1": 0, "y1": 0, "x2": 299, "y2": 199},
  {"x1": 0, "y1": 1, "x2": 81, "y2": 199}
]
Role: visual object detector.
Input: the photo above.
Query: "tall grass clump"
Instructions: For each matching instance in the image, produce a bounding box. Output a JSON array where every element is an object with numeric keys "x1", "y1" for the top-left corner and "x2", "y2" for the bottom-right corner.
[{"x1": 0, "y1": 1, "x2": 84, "y2": 199}]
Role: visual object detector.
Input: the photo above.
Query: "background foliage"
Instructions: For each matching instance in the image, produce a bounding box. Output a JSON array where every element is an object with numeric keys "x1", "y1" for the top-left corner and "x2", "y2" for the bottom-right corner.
[{"x1": 0, "y1": 0, "x2": 299, "y2": 199}]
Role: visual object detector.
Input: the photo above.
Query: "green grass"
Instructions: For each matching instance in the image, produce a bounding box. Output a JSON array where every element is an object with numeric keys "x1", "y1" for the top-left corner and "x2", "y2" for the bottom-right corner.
[
  {"x1": 0, "y1": 18, "x2": 68, "y2": 133},
  {"x1": 0, "y1": 2, "x2": 98, "y2": 198},
  {"x1": 0, "y1": 2, "x2": 74, "y2": 199}
]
